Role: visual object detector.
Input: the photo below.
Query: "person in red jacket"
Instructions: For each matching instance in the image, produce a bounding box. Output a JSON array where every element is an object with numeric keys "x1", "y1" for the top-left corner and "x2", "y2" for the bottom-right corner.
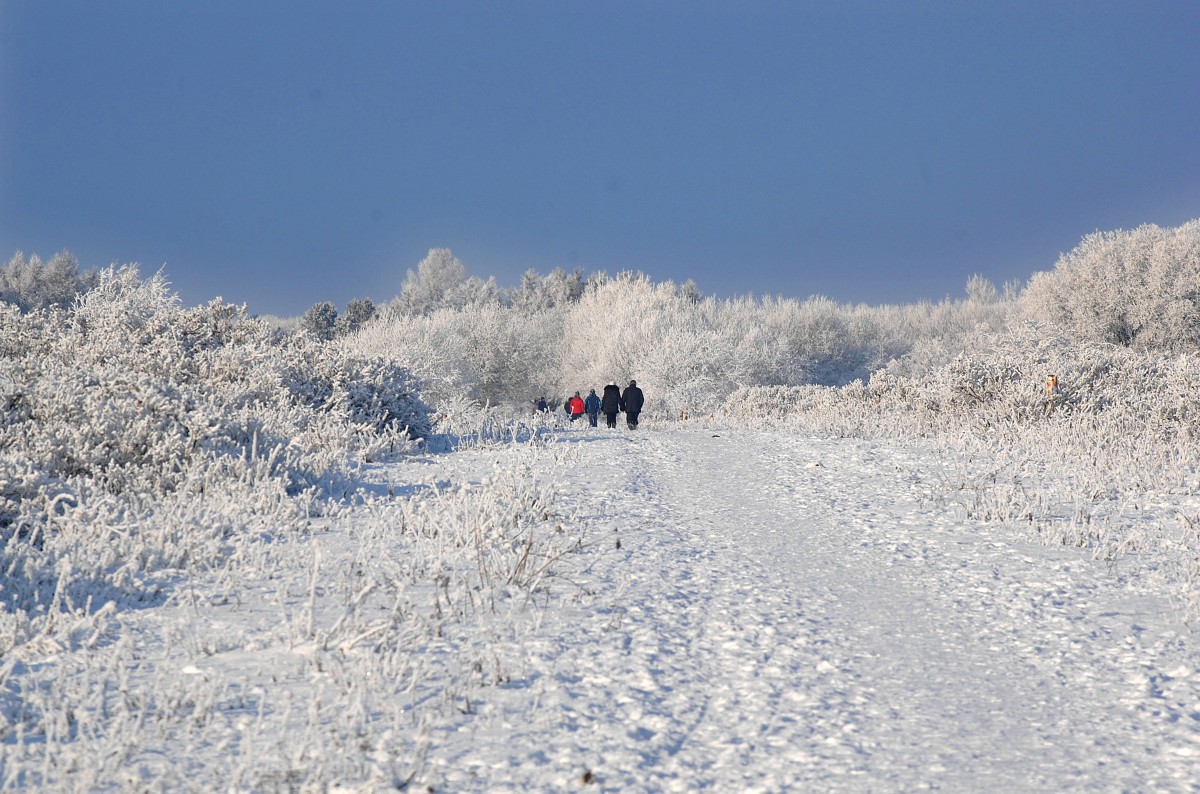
[{"x1": 567, "y1": 391, "x2": 586, "y2": 422}]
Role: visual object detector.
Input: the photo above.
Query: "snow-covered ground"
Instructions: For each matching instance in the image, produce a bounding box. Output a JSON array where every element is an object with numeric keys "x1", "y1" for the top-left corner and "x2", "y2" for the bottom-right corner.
[
  {"x1": 5, "y1": 425, "x2": 1200, "y2": 791},
  {"x1": 409, "y1": 426, "x2": 1200, "y2": 792}
]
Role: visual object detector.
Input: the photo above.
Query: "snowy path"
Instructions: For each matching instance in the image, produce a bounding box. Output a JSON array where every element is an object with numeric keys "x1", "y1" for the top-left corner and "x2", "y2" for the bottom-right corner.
[{"x1": 435, "y1": 427, "x2": 1200, "y2": 791}]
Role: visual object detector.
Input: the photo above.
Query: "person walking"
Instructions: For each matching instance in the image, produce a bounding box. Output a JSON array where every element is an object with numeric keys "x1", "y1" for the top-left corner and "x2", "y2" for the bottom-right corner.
[
  {"x1": 567, "y1": 391, "x2": 586, "y2": 422},
  {"x1": 584, "y1": 388, "x2": 601, "y2": 427},
  {"x1": 621, "y1": 379, "x2": 644, "y2": 429},
  {"x1": 600, "y1": 382, "x2": 622, "y2": 429}
]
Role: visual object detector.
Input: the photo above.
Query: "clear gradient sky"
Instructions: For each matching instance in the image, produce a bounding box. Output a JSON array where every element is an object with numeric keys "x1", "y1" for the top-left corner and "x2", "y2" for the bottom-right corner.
[{"x1": 2, "y1": 1, "x2": 1198, "y2": 317}]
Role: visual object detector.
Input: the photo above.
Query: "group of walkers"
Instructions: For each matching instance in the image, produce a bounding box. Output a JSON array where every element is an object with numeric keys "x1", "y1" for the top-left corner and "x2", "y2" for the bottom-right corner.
[{"x1": 536, "y1": 380, "x2": 645, "y2": 430}]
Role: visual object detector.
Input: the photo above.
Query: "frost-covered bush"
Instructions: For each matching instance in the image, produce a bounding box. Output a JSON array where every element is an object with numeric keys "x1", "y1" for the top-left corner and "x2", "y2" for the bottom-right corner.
[
  {"x1": 508, "y1": 266, "x2": 586, "y2": 312},
  {"x1": 349, "y1": 302, "x2": 562, "y2": 409},
  {"x1": 335, "y1": 296, "x2": 377, "y2": 335},
  {"x1": 300, "y1": 300, "x2": 338, "y2": 340},
  {"x1": 280, "y1": 343, "x2": 432, "y2": 440},
  {"x1": 730, "y1": 319, "x2": 1200, "y2": 438},
  {"x1": 0, "y1": 250, "x2": 98, "y2": 313},
  {"x1": 0, "y1": 265, "x2": 432, "y2": 657},
  {"x1": 346, "y1": 264, "x2": 1016, "y2": 417},
  {"x1": 1022, "y1": 219, "x2": 1200, "y2": 350},
  {"x1": 2, "y1": 267, "x2": 430, "y2": 496},
  {"x1": 720, "y1": 381, "x2": 932, "y2": 438},
  {"x1": 298, "y1": 297, "x2": 379, "y2": 340},
  {"x1": 389, "y1": 247, "x2": 504, "y2": 317}
]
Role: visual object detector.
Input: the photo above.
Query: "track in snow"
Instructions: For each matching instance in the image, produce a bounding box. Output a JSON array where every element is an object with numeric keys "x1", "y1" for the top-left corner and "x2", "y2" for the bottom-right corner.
[{"x1": 443, "y1": 427, "x2": 1200, "y2": 791}]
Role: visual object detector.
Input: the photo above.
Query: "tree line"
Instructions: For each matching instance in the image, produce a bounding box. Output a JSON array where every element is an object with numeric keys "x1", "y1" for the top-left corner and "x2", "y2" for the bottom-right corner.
[{"x1": 7, "y1": 219, "x2": 1200, "y2": 416}]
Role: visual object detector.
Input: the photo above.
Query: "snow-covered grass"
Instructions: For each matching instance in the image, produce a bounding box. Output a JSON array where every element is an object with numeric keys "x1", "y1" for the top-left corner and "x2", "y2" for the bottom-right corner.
[
  {"x1": 722, "y1": 323, "x2": 1200, "y2": 621},
  {"x1": 1, "y1": 438, "x2": 595, "y2": 791}
]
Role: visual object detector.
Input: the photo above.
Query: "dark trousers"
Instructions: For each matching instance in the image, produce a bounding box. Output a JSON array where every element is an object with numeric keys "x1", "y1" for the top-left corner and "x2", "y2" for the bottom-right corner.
[
  {"x1": 587, "y1": 411, "x2": 599, "y2": 427},
  {"x1": 604, "y1": 411, "x2": 618, "y2": 428},
  {"x1": 626, "y1": 411, "x2": 640, "y2": 429}
]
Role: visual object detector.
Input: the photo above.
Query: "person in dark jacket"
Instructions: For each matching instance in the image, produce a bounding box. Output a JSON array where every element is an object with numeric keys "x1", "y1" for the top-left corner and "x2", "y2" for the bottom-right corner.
[
  {"x1": 583, "y1": 388, "x2": 601, "y2": 427},
  {"x1": 621, "y1": 379, "x2": 645, "y2": 429},
  {"x1": 600, "y1": 382, "x2": 622, "y2": 428}
]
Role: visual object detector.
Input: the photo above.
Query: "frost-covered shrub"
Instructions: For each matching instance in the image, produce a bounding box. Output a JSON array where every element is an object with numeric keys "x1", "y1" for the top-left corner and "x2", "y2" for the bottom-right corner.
[
  {"x1": 0, "y1": 250, "x2": 97, "y2": 313},
  {"x1": 389, "y1": 247, "x2": 504, "y2": 317},
  {"x1": 508, "y1": 266, "x2": 586, "y2": 312},
  {"x1": 296, "y1": 297, "x2": 379, "y2": 340},
  {"x1": 1022, "y1": 219, "x2": 1200, "y2": 350},
  {"x1": 346, "y1": 258, "x2": 1016, "y2": 414},
  {"x1": 0, "y1": 266, "x2": 432, "y2": 655},
  {"x1": 10, "y1": 271, "x2": 272, "y2": 493},
  {"x1": 335, "y1": 296, "x2": 377, "y2": 335},
  {"x1": 0, "y1": 437, "x2": 591, "y2": 791},
  {"x1": 876, "y1": 321, "x2": 1200, "y2": 432},
  {"x1": 0, "y1": 453, "x2": 57, "y2": 538},
  {"x1": 348, "y1": 302, "x2": 561, "y2": 410},
  {"x1": 735, "y1": 320, "x2": 1200, "y2": 438},
  {"x1": 300, "y1": 300, "x2": 338, "y2": 340},
  {"x1": 2, "y1": 267, "x2": 432, "y2": 490},
  {"x1": 280, "y1": 344, "x2": 432, "y2": 439},
  {"x1": 720, "y1": 381, "x2": 932, "y2": 438}
]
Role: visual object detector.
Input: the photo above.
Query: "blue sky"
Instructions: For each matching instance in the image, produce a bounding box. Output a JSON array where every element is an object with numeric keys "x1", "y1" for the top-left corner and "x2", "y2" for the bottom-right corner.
[{"x1": 2, "y1": 1, "x2": 1197, "y2": 317}]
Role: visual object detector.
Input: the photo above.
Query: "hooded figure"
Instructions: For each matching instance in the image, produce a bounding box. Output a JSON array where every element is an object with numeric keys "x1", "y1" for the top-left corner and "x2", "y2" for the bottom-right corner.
[
  {"x1": 600, "y1": 382, "x2": 622, "y2": 429},
  {"x1": 621, "y1": 379, "x2": 645, "y2": 430}
]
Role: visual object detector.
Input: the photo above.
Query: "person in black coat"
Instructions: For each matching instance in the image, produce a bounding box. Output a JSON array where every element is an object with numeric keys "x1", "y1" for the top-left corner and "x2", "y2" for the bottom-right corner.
[
  {"x1": 600, "y1": 382, "x2": 622, "y2": 428},
  {"x1": 621, "y1": 379, "x2": 645, "y2": 429}
]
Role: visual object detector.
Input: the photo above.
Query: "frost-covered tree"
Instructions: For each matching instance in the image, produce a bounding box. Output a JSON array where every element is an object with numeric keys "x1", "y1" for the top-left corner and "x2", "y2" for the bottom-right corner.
[
  {"x1": 558, "y1": 273, "x2": 715, "y2": 413},
  {"x1": 0, "y1": 250, "x2": 97, "y2": 312},
  {"x1": 389, "y1": 248, "x2": 505, "y2": 316},
  {"x1": 542, "y1": 267, "x2": 586, "y2": 307},
  {"x1": 345, "y1": 255, "x2": 1025, "y2": 412},
  {"x1": 678, "y1": 278, "x2": 704, "y2": 305},
  {"x1": 335, "y1": 297, "x2": 377, "y2": 336},
  {"x1": 393, "y1": 248, "x2": 466, "y2": 316},
  {"x1": 447, "y1": 274, "x2": 504, "y2": 310},
  {"x1": 1022, "y1": 220, "x2": 1200, "y2": 350},
  {"x1": 509, "y1": 269, "x2": 545, "y2": 313},
  {"x1": 301, "y1": 301, "x2": 338, "y2": 340},
  {"x1": 347, "y1": 302, "x2": 560, "y2": 408},
  {"x1": 348, "y1": 309, "x2": 476, "y2": 406},
  {"x1": 508, "y1": 267, "x2": 585, "y2": 313},
  {"x1": 965, "y1": 273, "x2": 999, "y2": 305},
  {"x1": 393, "y1": 248, "x2": 463, "y2": 315}
]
